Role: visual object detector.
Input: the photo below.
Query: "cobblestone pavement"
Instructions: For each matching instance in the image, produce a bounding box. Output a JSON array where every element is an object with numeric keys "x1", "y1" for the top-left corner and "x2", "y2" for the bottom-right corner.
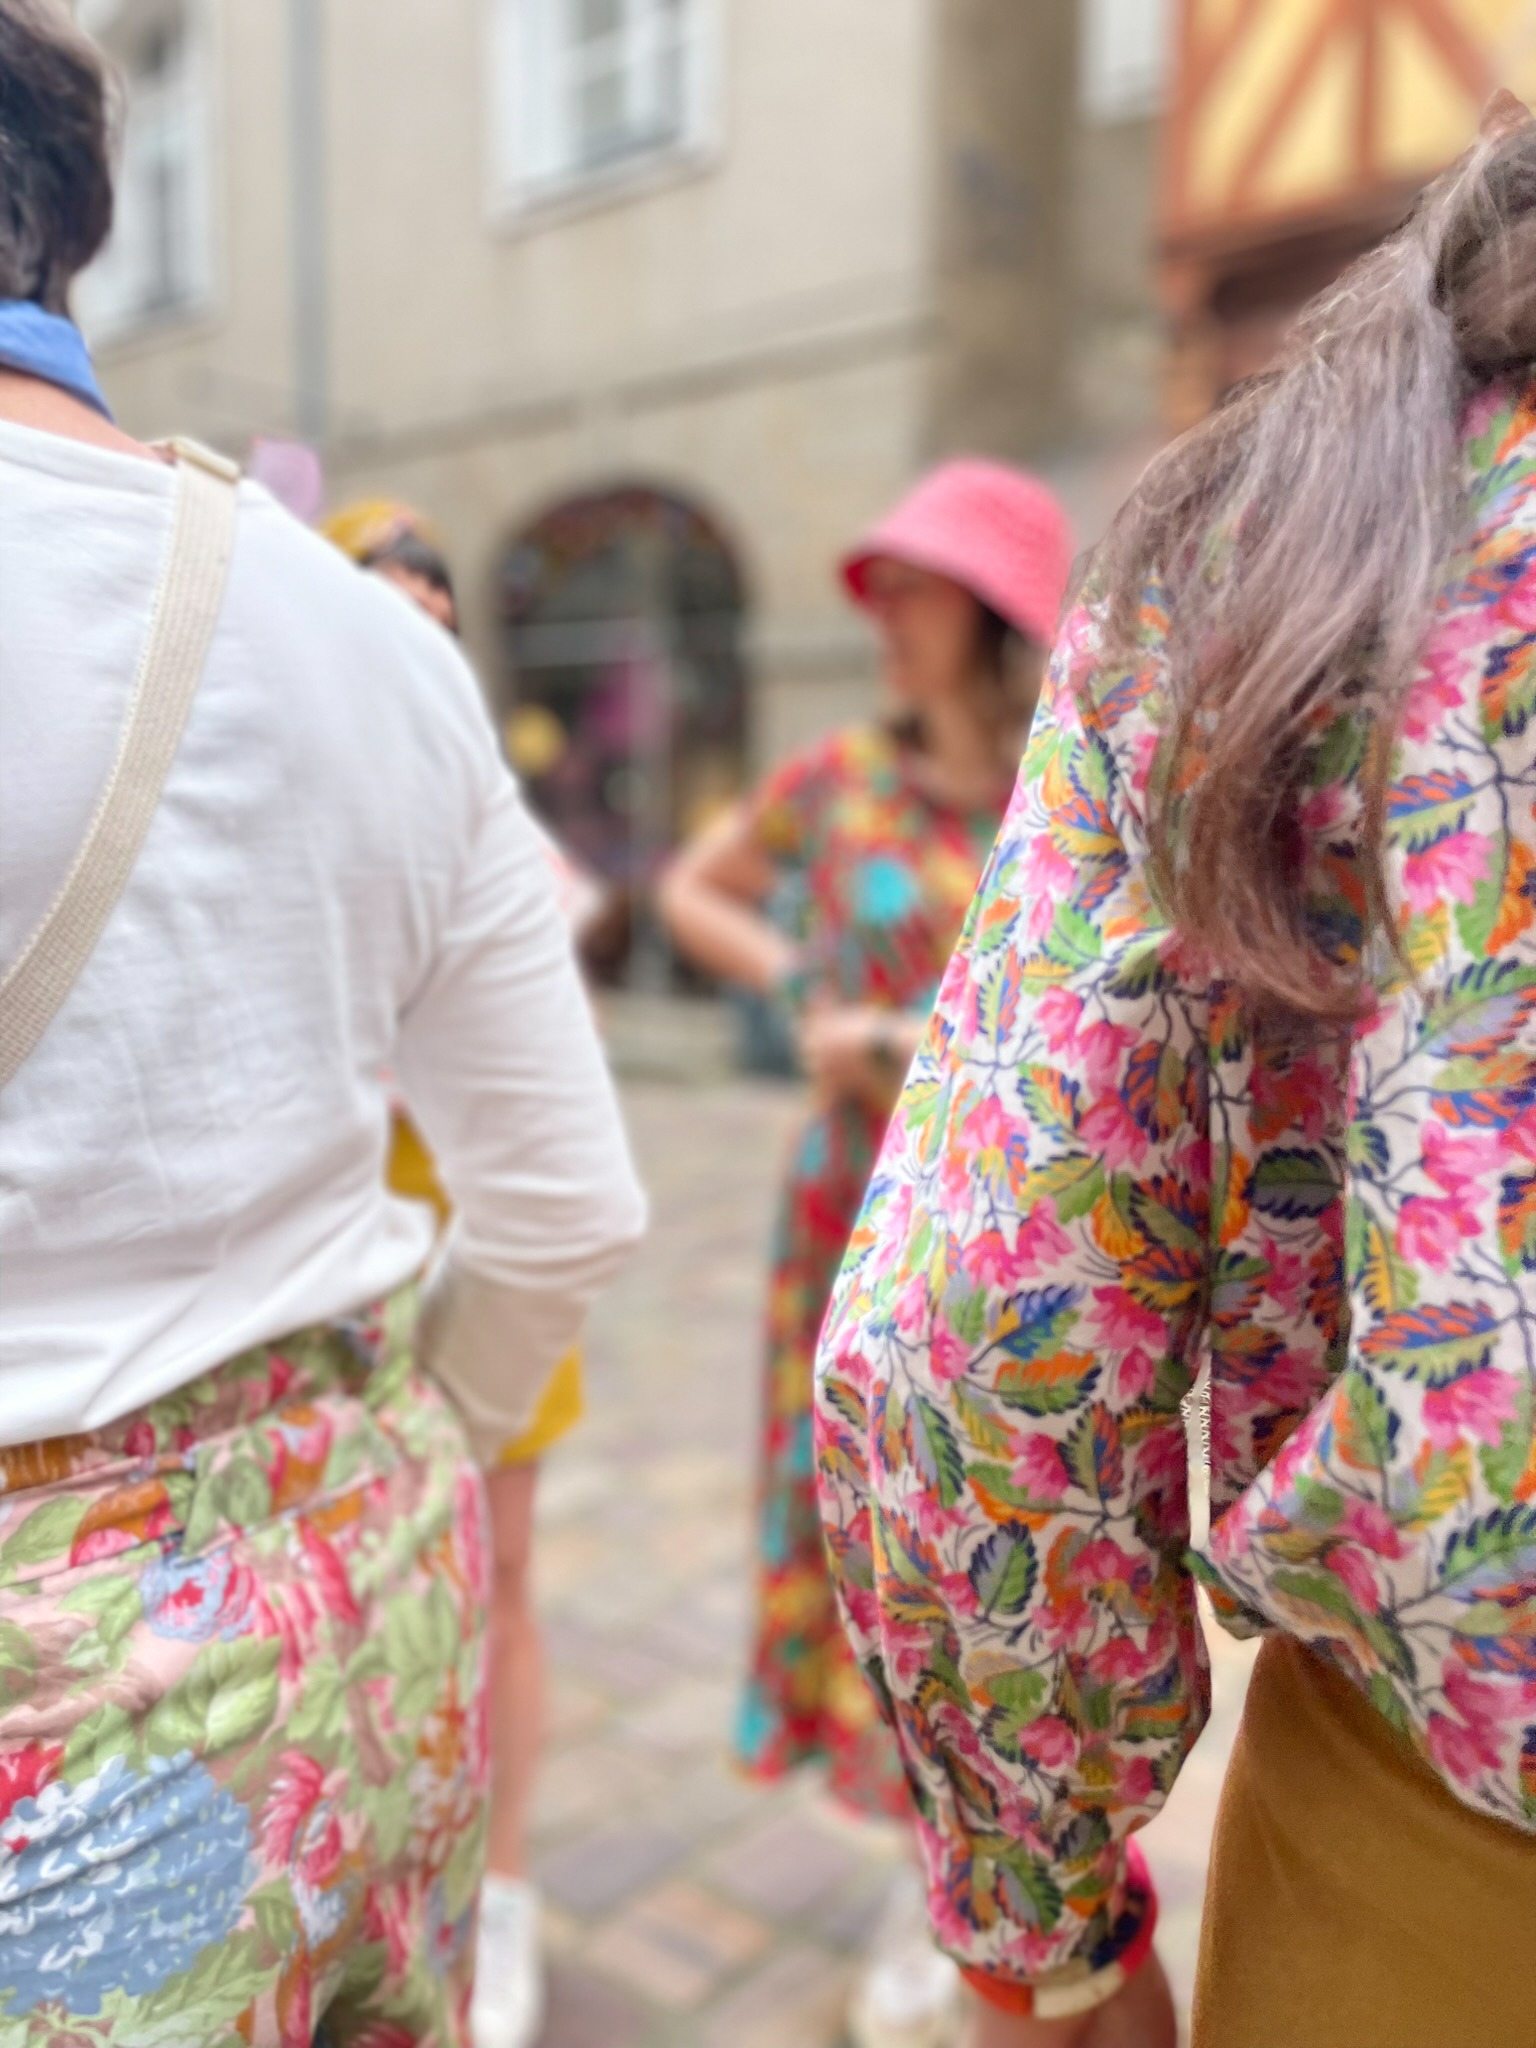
[{"x1": 529, "y1": 1077, "x2": 1257, "y2": 2048}]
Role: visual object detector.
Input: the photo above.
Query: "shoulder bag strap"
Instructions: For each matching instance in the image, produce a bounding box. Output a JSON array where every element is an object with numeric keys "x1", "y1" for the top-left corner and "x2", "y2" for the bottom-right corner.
[{"x1": 0, "y1": 436, "x2": 241, "y2": 1090}]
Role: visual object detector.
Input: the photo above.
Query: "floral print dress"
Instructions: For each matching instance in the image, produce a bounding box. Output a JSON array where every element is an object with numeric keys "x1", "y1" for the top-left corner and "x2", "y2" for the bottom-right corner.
[
  {"x1": 736, "y1": 725, "x2": 1006, "y2": 1815},
  {"x1": 815, "y1": 383, "x2": 1536, "y2": 2004},
  {"x1": 0, "y1": 1295, "x2": 487, "y2": 2046}
]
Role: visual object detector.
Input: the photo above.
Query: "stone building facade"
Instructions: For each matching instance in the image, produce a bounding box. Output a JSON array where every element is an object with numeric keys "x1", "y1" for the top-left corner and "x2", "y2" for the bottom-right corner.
[{"x1": 80, "y1": 0, "x2": 1171, "y2": 882}]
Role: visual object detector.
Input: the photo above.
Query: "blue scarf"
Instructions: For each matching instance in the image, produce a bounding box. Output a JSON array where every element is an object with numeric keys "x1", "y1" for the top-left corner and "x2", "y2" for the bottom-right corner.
[{"x1": 0, "y1": 300, "x2": 111, "y2": 418}]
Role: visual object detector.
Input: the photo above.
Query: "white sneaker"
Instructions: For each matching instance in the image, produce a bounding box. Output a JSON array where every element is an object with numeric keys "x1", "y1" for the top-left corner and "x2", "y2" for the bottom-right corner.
[
  {"x1": 847, "y1": 1865, "x2": 963, "y2": 2048},
  {"x1": 472, "y1": 1875, "x2": 545, "y2": 2048}
]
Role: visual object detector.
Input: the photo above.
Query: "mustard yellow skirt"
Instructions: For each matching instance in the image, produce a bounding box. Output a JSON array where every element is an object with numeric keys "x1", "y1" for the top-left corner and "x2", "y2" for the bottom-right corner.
[
  {"x1": 1193, "y1": 1635, "x2": 1536, "y2": 2048},
  {"x1": 388, "y1": 1112, "x2": 585, "y2": 1464}
]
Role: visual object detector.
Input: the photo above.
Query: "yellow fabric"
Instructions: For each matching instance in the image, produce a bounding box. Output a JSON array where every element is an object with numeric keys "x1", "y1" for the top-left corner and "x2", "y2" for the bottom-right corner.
[
  {"x1": 1193, "y1": 1636, "x2": 1536, "y2": 2048},
  {"x1": 386, "y1": 1111, "x2": 585, "y2": 1465},
  {"x1": 320, "y1": 498, "x2": 440, "y2": 564}
]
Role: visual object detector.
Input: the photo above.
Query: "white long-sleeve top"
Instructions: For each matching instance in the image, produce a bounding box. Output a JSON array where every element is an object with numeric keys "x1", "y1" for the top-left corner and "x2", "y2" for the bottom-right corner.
[{"x1": 0, "y1": 420, "x2": 646, "y2": 1455}]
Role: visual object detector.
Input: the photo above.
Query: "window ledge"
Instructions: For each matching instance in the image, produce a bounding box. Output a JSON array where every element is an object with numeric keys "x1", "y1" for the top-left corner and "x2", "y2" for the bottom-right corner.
[{"x1": 487, "y1": 136, "x2": 720, "y2": 239}]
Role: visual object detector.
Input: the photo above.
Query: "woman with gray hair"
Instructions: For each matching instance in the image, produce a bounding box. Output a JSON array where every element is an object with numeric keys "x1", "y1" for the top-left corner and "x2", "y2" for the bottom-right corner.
[
  {"x1": 813, "y1": 92, "x2": 1536, "y2": 2048},
  {"x1": 0, "y1": 5, "x2": 643, "y2": 2041}
]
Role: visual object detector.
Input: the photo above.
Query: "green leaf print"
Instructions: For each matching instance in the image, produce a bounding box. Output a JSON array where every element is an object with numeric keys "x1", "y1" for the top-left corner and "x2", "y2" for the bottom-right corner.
[
  {"x1": 61, "y1": 1571, "x2": 143, "y2": 1653},
  {"x1": 967, "y1": 1523, "x2": 1039, "y2": 1617},
  {"x1": 1030, "y1": 1153, "x2": 1105, "y2": 1225},
  {"x1": 62, "y1": 1700, "x2": 138, "y2": 1781},
  {"x1": 0, "y1": 1495, "x2": 86, "y2": 1579},
  {"x1": 285, "y1": 1654, "x2": 348, "y2": 1749},
  {"x1": 967, "y1": 1461, "x2": 1060, "y2": 1517},
  {"x1": 129, "y1": 1928, "x2": 269, "y2": 2038},
  {"x1": 1454, "y1": 866, "x2": 1504, "y2": 961},
  {"x1": 986, "y1": 1666, "x2": 1047, "y2": 1721},
  {"x1": 143, "y1": 1637, "x2": 281, "y2": 1760},
  {"x1": 1268, "y1": 1568, "x2": 1415, "y2": 1680},
  {"x1": 1248, "y1": 1148, "x2": 1338, "y2": 1221},
  {"x1": 992, "y1": 1841, "x2": 1065, "y2": 1930},
  {"x1": 443, "y1": 1810, "x2": 488, "y2": 1923},
  {"x1": 249, "y1": 1881, "x2": 300, "y2": 1959},
  {"x1": 365, "y1": 1775, "x2": 415, "y2": 1865},
  {"x1": 912, "y1": 1397, "x2": 967, "y2": 1508},
  {"x1": 0, "y1": 1617, "x2": 37, "y2": 1707},
  {"x1": 384, "y1": 1580, "x2": 459, "y2": 1724},
  {"x1": 951, "y1": 1384, "x2": 1014, "y2": 1457},
  {"x1": 1480, "y1": 1382, "x2": 1534, "y2": 1501},
  {"x1": 1043, "y1": 901, "x2": 1103, "y2": 971}
]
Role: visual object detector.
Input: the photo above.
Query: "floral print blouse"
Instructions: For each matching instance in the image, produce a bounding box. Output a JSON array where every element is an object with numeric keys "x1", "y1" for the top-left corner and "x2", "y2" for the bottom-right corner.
[{"x1": 814, "y1": 381, "x2": 1536, "y2": 2002}]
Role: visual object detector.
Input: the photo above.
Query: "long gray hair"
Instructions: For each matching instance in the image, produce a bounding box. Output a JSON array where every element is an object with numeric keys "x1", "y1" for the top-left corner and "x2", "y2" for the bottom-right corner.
[{"x1": 1096, "y1": 97, "x2": 1536, "y2": 1018}]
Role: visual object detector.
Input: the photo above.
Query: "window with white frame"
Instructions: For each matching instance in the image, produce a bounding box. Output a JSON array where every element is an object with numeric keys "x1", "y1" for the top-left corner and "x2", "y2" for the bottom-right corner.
[
  {"x1": 75, "y1": 0, "x2": 212, "y2": 340},
  {"x1": 490, "y1": 0, "x2": 715, "y2": 209},
  {"x1": 1080, "y1": 0, "x2": 1173, "y2": 123}
]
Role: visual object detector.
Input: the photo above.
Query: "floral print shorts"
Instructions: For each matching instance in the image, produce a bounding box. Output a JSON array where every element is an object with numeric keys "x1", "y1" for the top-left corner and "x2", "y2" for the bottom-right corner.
[{"x1": 0, "y1": 1291, "x2": 489, "y2": 2047}]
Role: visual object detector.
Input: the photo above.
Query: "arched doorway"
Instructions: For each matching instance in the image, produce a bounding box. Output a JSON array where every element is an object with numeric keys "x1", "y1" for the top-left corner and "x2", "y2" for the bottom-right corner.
[{"x1": 496, "y1": 484, "x2": 749, "y2": 984}]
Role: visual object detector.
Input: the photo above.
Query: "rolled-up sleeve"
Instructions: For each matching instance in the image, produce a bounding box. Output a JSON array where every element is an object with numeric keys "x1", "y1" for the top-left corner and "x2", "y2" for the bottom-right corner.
[
  {"x1": 814, "y1": 607, "x2": 1211, "y2": 2006},
  {"x1": 394, "y1": 766, "x2": 646, "y2": 1463}
]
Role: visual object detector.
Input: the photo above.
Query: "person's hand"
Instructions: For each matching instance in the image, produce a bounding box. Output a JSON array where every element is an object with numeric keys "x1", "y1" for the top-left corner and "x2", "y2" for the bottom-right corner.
[
  {"x1": 963, "y1": 1952, "x2": 1176, "y2": 2048},
  {"x1": 796, "y1": 1005, "x2": 907, "y2": 1109}
]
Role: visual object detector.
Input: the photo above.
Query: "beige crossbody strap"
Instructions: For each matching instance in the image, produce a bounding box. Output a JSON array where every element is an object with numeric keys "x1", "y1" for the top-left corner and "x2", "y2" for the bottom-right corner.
[{"x1": 0, "y1": 437, "x2": 241, "y2": 1091}]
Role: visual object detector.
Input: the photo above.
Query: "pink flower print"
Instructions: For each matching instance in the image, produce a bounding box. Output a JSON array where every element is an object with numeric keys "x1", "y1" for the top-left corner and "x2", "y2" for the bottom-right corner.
[
  {"x1": 297, "y1": 1519, "x2": 362, "y2": 1628},
  {"x1": 962, "y1": 1229, "x2": 1012, "y2": 1288},
  {"x1": 892, "y1": 1273, "x2": 934, "y2": 1336},
  {"x1": 1113, "y1": 1347, "x2": 1157, "y2": 1403},
  {"x1": 1038, "y1": 1593, "x2": 1094, "y2": 1650},
  {"x1": 1066, "y1": 1537, "x2": 1146, "y2": 1599},
  {"x1": 1401, "y1": 829, "x2": 1494, "y2": 915},
  {"x1": 1137, "y1": 1423, "x2": 1192, "y2": 1498},
  {"x1": 1128, "y1": 727, "x2": 1160, "y2": 802},
  {"x1": 1442, "y1": 1660, "x2": 1517, "y2": 1736},
  {"x1": 1114, "y1": 1753, "x2": 1158, "y2": 1807},
  {"x1": 1036, "y1": 987, "x2": 1084, "y2": 1055},
  {"x1": 122, "y1": 1418, "x2": 157, "y2": 1461},
  {"x1": 1422, "y1": 1120, "x2": 1499, "y2": 1199},
  {"x1": 1013, "y1": 1202, "x2": 1074, "y2": 1276},
  {"x1": 1403, "y1": 639, "x2": 1475, "y2": 741},
  {"x1": 1422, "y1": 1366, "x2": 1520, "y2": 1452},
  {"x1": 1427, "y1": 1706, "x2": 1505, "y2": 1784},
  {"x1": 364, "y1": 1885, "x2": 415, "y2": 1979},
  {"x1": 1089, "y1": 1286, "x2": 1165, "y2": 1352},
  {"x1": 1019, "y1": 1715, "x2": 1079, "y2": 1770},
  {"x1": 1078, "y1": 1093, "x2": 1151, "y2": 1169},
  {"x1": 1076, "y1": 1020, "x2": 1138, "y2": 1094},
  {"x1": 1260, "y1": 1237, "x2": 1311, "y2": 1318},
  {"x1": 1505, "y1": 1103, "x2": 1536, "y2": 1164},
  {"x1": 928, "y1": 1323, "x2": 972, "y2": 1386},
  {"x1": 453, "y1": 1465, "x2": 490, "y2": 1609},
  {"x1": 1336, "y1": 1497, "x2": 1405, "y2": 1559},
  {"x1": 1089, "y1": 1634, "x2": 1157, "y2": 1685},
  {"x1": 261, "y1": 1751, "x2": 346, "y2": 1888},
  {"x1": 1498, "y1": 569, "x2": 1536, "y2": 635},
  {"x1": 1021, "y1": 832, "x2": 1076, "y2": 904},
  {"x1": 1015, "y1": 1434, "x2": 1072, "y2": 1502},
  {"x1": 1298, "y1": 783, "x2": 1351, "y2": 836},
  {"x1": 0, "y1": 1740, "x2": 63, "y2": 1827},
  {"x1": 1396, "y1": 1193, "x2": 1479, "y2": 1270},
  {"x1": 1326, "y1": 1544, "x2": 1383, "y2": 1614}
]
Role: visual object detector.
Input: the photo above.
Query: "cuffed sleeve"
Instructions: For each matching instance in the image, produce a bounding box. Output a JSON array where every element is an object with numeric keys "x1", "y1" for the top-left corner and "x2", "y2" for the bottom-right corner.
[
  {"x1": 813, "y1": 604, "x2": 1208, "y2": 1996},
  {"x1": 395, "y1": 768, "x2": 646, "y2": 1463}
]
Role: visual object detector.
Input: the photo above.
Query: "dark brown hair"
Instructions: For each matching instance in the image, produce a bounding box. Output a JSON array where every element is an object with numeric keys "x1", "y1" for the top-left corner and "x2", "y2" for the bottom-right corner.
[
  {"x1": 0, "y1": 0, "x2": 114, "y2": 313},
  {"x1": 1094, "y1": 99, "x2": 1536, "y2": 1018}
]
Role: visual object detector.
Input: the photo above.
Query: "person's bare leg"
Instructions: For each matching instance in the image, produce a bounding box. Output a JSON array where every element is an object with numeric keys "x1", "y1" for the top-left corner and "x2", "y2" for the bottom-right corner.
[
  {"x1": 484, "y1": 1459, "x2": 542, "y2": 1876},
  {"x1": 964, "y1": 1952, "x2": 1177, "y2": 2048},
  {"x1": 473, "y1": 1460, "x2": 547, "y2": 2048}
]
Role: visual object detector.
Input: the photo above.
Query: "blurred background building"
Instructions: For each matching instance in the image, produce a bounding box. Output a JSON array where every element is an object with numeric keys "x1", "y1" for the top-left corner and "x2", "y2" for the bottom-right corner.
[{"x1": 76, "y1": 0, "x2": 1536, "y2": 969}]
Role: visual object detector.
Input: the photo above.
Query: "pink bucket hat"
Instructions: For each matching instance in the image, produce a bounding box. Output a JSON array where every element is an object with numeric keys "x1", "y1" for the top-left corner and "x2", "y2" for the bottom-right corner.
[{"x1": 840, "y1": 458, "x2": 1075, "y2": 649}]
